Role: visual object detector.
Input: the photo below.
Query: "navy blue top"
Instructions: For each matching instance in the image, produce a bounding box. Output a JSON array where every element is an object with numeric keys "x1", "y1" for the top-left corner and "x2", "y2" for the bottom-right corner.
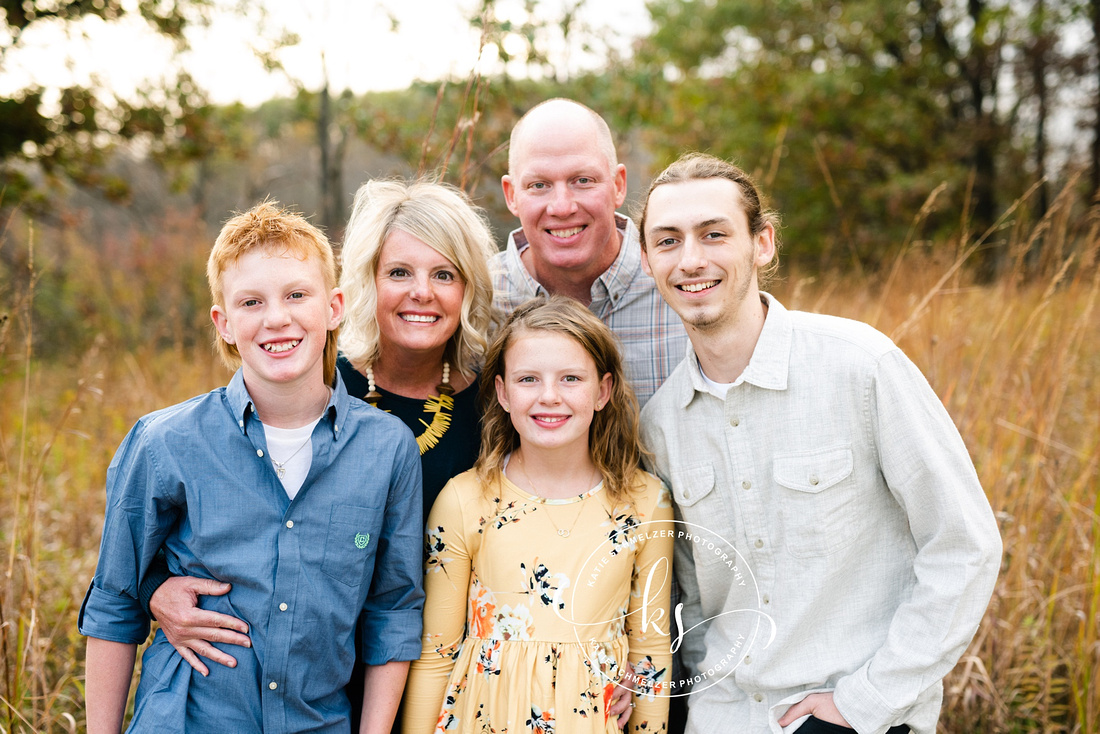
[
  {"x1": 79, "y1": 369, "x2": 424, "y2": 733},
  {"x1": 337, "y1": 355, "x2": 481, "y2": 521}
]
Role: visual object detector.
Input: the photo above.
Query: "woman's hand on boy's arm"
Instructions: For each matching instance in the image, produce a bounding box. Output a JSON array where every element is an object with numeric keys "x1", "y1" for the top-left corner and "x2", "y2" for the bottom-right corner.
[{"x1": 149, "y1": 575, "x2": 251, "y2": 676}]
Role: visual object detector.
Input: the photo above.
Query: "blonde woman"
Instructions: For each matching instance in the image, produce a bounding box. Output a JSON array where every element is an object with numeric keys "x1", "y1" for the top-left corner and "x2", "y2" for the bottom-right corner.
[{"x1": 338, "y1": 179, "x2": 496, "y2": 515}]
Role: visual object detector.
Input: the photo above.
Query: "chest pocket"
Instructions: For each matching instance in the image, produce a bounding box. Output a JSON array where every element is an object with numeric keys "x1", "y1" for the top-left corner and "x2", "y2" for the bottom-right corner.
[
  {"x1": 321, "y1": 504, "x2": 380, "y2": 587},
  {"x1": 774, "y1": 446, "x2": 857, "y2": 558},
  {"x1": 670, "y1": 463, "x2": 715, "y2": 508},
  {"x1": 670, "y1": 463, "x2": 736, "y2": 571}
]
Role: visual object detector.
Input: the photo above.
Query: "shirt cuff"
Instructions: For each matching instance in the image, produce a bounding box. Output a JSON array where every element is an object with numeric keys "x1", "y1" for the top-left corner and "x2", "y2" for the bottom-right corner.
[
  {"x1": 833, "y1": 668, "x2": 905, "y2": 734},
  {"x1": 360, "y1": 607, "x2": 423, "y2": 665},
  {"x1": 78, "y1": 584, "x2": 151, "y2": 644}
]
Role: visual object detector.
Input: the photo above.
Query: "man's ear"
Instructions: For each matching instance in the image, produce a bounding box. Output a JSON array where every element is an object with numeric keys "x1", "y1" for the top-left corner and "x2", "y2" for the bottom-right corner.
[
  {"x1": 754, "y1": 222, "x2": 776, "y2": 269},
  {"x1": 640, "y1": 243, "x2": 652, "y2": 277},
  {"x1": 612, "y1": 163, "x2": 627, "y2": 209},
  {"x1": 502, "y1": 175, "x2": 519, "y2": 216}
]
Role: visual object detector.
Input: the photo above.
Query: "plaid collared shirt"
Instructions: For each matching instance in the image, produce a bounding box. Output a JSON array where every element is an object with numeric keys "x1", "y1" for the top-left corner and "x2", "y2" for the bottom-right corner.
[{"x1": 490, "y1": 214, "x2": 688, "y2": 407}]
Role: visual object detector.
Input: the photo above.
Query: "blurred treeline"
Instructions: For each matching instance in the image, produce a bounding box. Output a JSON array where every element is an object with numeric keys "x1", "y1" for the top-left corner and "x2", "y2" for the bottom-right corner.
[{"x1": 1, "y1": 0, "x2": 1097, "y2": 362}]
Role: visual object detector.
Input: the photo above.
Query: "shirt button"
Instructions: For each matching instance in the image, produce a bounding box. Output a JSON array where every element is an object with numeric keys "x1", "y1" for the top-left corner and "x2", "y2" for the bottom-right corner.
[
  {"x1": 279, "y1": 603, "x2": 288, "y2": 612},
  {"x1": 238, "y1": 420, "x2": 244, "y2": 428},
  {"x1": 762, "y1": 594, "x2": 770, "y2": 605},
  {"x1": 268, "y1": 681, "x2": 278, "y2": 690},
  {"x1": 334, "y1": 424, "x2": 340, "y2": 432},
  {"x1": 730, "y1": 417, "x2": 740, "y2": 427},
  {"x1": 744, "y1": 655, "x2": 752, "y2": 665},
  {"x1": 683, "y1": 490, "x2": 691, "y2": 499},
  {"x1": 754, "y1": 539, "x2": 764, "y2": 549},
  {"x1": 742, "y1": 480, "x2": 751, "y2": 490},
  {"x1": 753, "y1": 693, "x2": 764, "y2": 703},
  {"x1": 286, "y1": 520, "x2": 294, "y2": 529},
  {"x1": 256, "y1": 449, "x2": 264, "y2": 458},
  {"x1": 809, "y1": 475, "x2": 819, "y2": 485}
]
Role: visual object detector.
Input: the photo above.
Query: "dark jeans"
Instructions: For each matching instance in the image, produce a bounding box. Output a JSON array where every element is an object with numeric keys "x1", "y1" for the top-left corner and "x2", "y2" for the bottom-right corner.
[{"x1": 797, "y1": 716, "x2": 910, "y2": 733}]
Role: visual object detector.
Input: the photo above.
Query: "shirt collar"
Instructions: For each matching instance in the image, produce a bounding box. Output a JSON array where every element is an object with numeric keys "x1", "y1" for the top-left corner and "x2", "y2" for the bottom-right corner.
[
  {"x1": 506, "y1": 213, "x2": 639, "y2": 307},
  {"x1": 225, "y1": 368, "x2": 347, "y2": 438},
  {"x1": 677, "y1": 292, "x2": 791, "y2": 407}
]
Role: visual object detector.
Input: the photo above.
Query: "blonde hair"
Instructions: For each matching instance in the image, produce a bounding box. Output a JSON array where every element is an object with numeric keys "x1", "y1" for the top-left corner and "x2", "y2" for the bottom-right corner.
[
  {"x1": 338, "y1": 179, "x2": 496, "y2": 378},
  {"x1": 207, "y1": 200, "x2": 340, "y2": 385},
  {"x1": 476, "y1": 296, "x2": 645, "y2": 502}
]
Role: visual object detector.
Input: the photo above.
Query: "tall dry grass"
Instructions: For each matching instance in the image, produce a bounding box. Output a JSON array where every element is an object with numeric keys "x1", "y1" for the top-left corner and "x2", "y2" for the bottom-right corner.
[{"x1": 1, "y1": 184, "x2": 1098, "y2": 732}]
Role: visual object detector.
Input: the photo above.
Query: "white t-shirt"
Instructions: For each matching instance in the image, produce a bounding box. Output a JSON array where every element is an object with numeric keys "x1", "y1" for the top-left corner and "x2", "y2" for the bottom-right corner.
[
  {"x1": 264, "y1": 417, "x2": 321, "y2": 500},
  {"x1": 696, "y1": 355, "x2": 733, "y2": 399}
]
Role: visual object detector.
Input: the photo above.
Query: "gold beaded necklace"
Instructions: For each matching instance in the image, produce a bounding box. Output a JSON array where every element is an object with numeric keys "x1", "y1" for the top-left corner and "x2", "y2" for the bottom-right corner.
[{"x1": 364, "y1": 362, "x2": 454, "y2": 455}]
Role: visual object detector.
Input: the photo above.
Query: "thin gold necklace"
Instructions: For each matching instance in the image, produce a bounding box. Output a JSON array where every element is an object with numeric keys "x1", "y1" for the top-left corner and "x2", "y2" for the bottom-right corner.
[
  {"x1": 364, "y1": 362, "x2": 454, "y2": 455},
  {"x1": 515, "y1": 453, "x2": 598, "y2": 538}
]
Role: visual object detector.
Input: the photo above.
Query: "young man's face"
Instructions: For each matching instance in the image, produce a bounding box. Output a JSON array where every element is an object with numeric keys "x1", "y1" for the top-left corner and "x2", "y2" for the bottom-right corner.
[
  {"x1": 502, "y1": 114, "x2": 627, "y2": 283},
  {"x1": 641, "y1": 178, "x2": 774, "y2": 333},
  {"x1": 211, "y1": 248, "x2": 343, "y2": 394}
]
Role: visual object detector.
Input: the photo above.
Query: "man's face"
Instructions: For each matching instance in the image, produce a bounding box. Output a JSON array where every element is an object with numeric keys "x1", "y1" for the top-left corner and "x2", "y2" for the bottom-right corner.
[
  {"x1": 502, "y1": 118, "x2": 627, "y2": 283},
  {"x1": 641, "y1": 178, "x2": 774, "y2": 333}
]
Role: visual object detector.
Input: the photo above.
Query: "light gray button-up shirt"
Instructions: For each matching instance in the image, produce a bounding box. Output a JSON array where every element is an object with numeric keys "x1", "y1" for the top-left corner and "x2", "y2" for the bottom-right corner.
[{"x1": 640, "y1": 294, "x2": 1001, "y2": 734}]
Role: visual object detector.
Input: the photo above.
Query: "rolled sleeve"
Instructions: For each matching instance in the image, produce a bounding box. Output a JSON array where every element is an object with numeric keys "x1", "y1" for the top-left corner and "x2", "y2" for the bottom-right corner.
[
  {"x1": 78, "y1": 583, "x2": 150, "y2": 644},
  {"x1": 79, "y1": 423, "x2": 169, "y2": 645},
  {"x1": 360, "y1": 607, "x2": 425, "y2": 664}
]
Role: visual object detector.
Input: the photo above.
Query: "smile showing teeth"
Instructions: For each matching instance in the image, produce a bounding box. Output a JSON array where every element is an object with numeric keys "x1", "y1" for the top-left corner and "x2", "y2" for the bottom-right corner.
[
  {"x1": 535, "y1": 415, "x2": 567, "y2": 424},
  {"x1": 679, "y1": 281, "x2": 719, "y2": 293},
  {"x1": 263, "y1": 340, "x2": 299, "y2": 353},
  {"x1": 549, "y1": 226, "x2": 584, "y2": 238},
  {"x1": 401, "y1": 314, "x2": 440, "y2": 323}
]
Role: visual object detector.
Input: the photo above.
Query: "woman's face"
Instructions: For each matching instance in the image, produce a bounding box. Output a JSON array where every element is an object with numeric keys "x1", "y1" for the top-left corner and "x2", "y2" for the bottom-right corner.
[{"x1": 374, "y1": 230, "x2": 465, "y2": 360}]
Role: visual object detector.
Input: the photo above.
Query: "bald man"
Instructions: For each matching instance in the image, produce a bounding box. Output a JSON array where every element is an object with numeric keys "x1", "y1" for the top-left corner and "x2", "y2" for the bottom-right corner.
[{"x1": 492, "y1": 98, "x2": 688, "y2": 406}]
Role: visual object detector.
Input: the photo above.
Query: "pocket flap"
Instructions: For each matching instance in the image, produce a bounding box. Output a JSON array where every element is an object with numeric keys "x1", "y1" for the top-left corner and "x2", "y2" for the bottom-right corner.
[
  {"x1": 773, "y1": 447, "x2": 853, "y2": 493},
  {"x1": 670, "y1": 463, "x2": 716, "y2": 507}
]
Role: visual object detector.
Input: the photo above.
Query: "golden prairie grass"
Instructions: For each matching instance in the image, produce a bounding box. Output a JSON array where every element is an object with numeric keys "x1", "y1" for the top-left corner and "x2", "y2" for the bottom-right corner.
[{"x1": 1, "y1": 192, "x2": 1098, "y2": 732}]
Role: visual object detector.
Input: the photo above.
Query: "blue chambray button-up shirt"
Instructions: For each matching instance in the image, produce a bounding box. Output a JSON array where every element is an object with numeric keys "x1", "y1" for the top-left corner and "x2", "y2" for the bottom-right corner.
[{"x1": 79, "y1": 370, "x2": 424, "y2": 733}]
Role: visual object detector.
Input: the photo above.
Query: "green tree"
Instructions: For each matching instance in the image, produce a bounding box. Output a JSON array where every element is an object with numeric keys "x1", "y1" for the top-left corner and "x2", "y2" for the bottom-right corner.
[
  {"x1": 630, "y1": 0, "x2": 1054, "y2": 276},
  {"x1": 0, "y1": 0, "x2": 262, "y2": 205}
]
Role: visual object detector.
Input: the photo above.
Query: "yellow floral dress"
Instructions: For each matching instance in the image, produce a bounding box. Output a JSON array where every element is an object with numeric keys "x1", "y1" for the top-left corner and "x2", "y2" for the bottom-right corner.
[{"x1": 403, "y1": 468, "x2": 674, "y2": 734}]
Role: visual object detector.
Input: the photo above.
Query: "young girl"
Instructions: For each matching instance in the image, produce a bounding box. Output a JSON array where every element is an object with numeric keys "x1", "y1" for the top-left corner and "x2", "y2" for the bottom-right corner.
[{"x1": 403, "y1": 296, "x2": 673, "y2": 734}]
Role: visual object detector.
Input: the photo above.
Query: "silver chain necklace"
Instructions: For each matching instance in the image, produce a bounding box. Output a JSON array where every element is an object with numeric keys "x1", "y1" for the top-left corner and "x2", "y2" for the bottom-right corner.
[{"x1": 271, "y1": 436, "x2": 312, "y2": 479}]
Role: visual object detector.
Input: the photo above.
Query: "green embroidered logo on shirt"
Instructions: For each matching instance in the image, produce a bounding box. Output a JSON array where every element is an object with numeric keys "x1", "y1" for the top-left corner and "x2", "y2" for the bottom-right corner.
[{"x1": 354, "y1": 532, "x2": 370, "y2": 549}]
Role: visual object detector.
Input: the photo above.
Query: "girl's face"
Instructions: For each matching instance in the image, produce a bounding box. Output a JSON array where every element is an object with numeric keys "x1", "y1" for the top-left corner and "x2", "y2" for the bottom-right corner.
[{"x1": 495, "y1": 331, "x2": 612, "y2": 456}]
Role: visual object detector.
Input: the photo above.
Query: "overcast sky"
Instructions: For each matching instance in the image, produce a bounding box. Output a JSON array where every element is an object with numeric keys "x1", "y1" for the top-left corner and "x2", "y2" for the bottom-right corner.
[{"x1": 1, "y1": 0, "x2": 651, "y2": 108}]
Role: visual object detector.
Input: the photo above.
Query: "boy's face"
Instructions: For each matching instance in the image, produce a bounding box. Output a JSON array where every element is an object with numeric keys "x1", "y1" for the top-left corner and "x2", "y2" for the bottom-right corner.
[{"x1": 211, "y1": 247, "x2": 343, "y2": 394}]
